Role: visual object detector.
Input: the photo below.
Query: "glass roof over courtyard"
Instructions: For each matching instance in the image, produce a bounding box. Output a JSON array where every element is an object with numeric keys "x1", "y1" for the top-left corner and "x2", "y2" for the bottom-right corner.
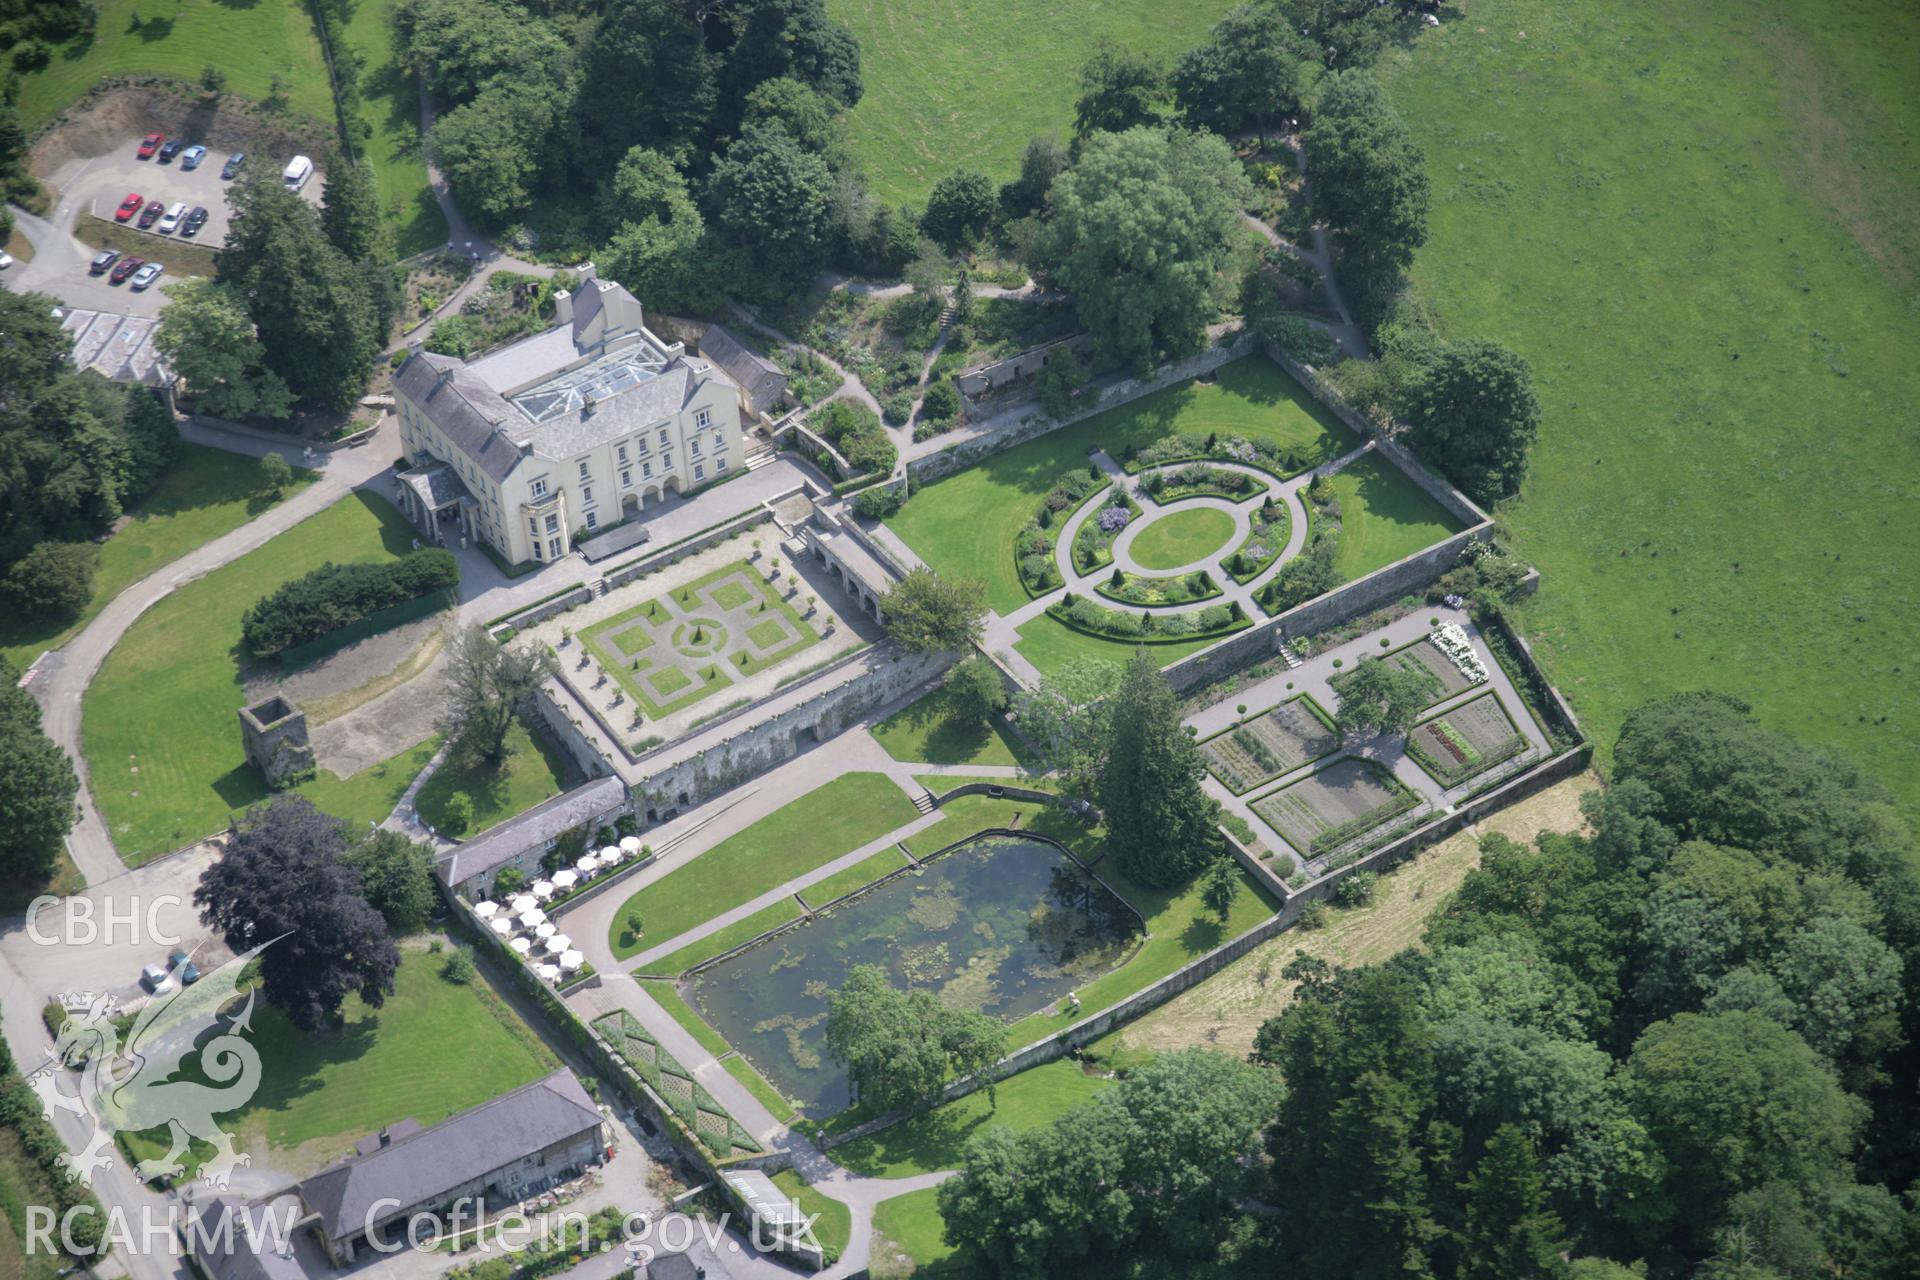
[{"x1": 510, "y1": 335, "x2": 668, "y2": 422}]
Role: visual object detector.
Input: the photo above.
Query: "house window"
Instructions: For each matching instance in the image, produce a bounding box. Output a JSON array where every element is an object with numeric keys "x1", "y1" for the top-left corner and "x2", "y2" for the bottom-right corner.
[
  {"x1": 663, "y1": 454, "x2": 673, "y2": 471},
  {"x1": 545, "y1": 513, "x2": 559, "y2": 533},
  {"x1": 577, "y1": 460, "x2": 590, "y2": 479},
  {"x1": 695, "y1": 408, "x2": 712, "y2": 430},
  {"x1": 642, "y1": 461, "x2": 652, "y2": 478},
  {"x1": 657, "y1": 428, "x2": 670, "y2": 448},
  {"x1": 690, "y1": 437, "x2": 702, "y2": 456},
  {"x1": 548, "y1": 537, "x2": 563, "y2": 558},
  {"x1": 713, "y1": 433, "x2": 725, "y2": 452},
  {"x1": 528, "y1": 518, "x2": 539, "y2": 536},
  {"x1": 694, "y1": 463, "x2": 706, "y2": 481},
  {"x1": 585, "y1": 511, "x2": 599, "y2": 530},
  {"x1": 531, "y1": 477, "x2": 549, "y2": 498},
  {"x1": 581, "y1": 486, "x2": 593, "y2": 504},
  {"x1": 620, "y1": 468, "x2": 632, "y2": 488},
  {"x1": 717, "y1": 456, "x2": 728, "y2": 473},
  {"x1": 617, "y1": 444, "x2": 628, "y2": 463}
]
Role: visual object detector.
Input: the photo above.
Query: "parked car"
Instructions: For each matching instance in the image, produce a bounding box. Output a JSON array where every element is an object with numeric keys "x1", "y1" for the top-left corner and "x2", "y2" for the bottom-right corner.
[
  {"x1": 115, "y1": 192, "x2": 144, "y2": 222},
  {"x1": 181, "y1": 206, "x2": 210, "y2": 237},
  {"x1": 157, "y1": 202, "x2": 187, "y2": 234},
  {"x1": 130, "y1": 262, "x2": 164, "y2": 291},
  {"x1": 138, "y1": 963, "x2": 174, "y2": 995},
  {"x1": 282, "y1": 154, "x2": 313, "y2": 191},
  {"x1": 0, "y1": 251, "x2": 11, "y2": 270},
  {"x1": 137, "y1": 199, "x2": 164, "y2": 229},
  {"x1": 136, "y1": 132, "x2": 164, "y2": 159},
  {"x1": 220, "y1": 151, "x2": 246, "y2": 180},
  {"x1": 109, "y1": 256, "x2": 144, "y2": 284},
  {"x1": 90, "y1": 248, "x2": 122, "y2": 274},
  {"x1": 157, "y1": 139, "x2": 185, "y2": 163},
  {"x1": 180, "y1": 145, "x2": 207, "y2": 170}
]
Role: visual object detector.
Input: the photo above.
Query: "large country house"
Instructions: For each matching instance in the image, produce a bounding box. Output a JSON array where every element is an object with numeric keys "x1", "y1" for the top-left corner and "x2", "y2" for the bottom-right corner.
[{"x1": 392, "y1": 270, "x2": 747, "y2": 567}]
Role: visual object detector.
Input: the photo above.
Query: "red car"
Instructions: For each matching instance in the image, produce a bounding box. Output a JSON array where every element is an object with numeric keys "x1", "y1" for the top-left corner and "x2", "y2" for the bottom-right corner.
[
  {"x1": 115, "y1": 192, "x2": 144, "y2": 222},
  {"x1": 137, "y1": 132, "x2": 165, "y2": 159},
  {"x1": 109, "y1": 256, "x2": 144, "y2": 285},
  {"x1": 137, "y1": 200, "x2": 164, "y2": 229}
]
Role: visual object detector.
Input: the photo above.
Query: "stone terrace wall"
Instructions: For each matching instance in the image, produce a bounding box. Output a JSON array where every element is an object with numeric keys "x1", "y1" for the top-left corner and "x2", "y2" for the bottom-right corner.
[
  {"x1": 907, "y1": 332, "x2": 1261, "y2": 486},
  {"x1": 603, "y1": 506, "x2": 781, "y2": 590}
]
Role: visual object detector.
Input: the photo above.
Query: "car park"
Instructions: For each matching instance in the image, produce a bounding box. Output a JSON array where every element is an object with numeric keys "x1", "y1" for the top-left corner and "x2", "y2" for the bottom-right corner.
[
  {"x1": 138, "y1": 963, "x2": 174, "y2": 995},
  {"x1": 180, "y1": 145, "x2": 207, "y2": 170},
  {"x1": 282, "y1": 154, "x2": 313, "y2": 191},
  {"x1": 90, "y1": 248, "x2": 122, "y2": 274},
  {"x1": 109, "y1": 256, "x2": 144, "y2": 284},
  {"x1": 130, "y1": 263, "x2": 164, "y2": 291},
  {"x1": 137, "y1": 132, "x2": 164, "y2": 159},
  {"x1": 115, "y1": 192, "x2": 143, "y2": 221},
  {"x1": 138, "y1": 199, "x2": 164, "y2": 229},
  {"x1": 158, "y1": 139, "x2": 185, "y2": 163},
  {"x1": 158, "y1": 202, "x2": 187, "y2": 234},
  {"x1": 221, "y1": 151, "x2": 246, "y2": 180},
  {"x1": 182, "y1": 206, "x2": 209, "y2": 237}
]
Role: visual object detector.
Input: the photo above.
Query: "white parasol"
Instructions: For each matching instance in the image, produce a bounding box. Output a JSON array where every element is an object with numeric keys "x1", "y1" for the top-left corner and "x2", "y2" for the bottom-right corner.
[
  {"x1": 575, "y1": 853, "x2": 599, "y2": 875},
  {"x1": 536, "y1": 963, "x2": 561, "y2": 982},
  {"x1": 508, "y1": 895, "x2": 537, "y2": 915},
  {"x1": 531, "y1": 879, "x2": 555, "y2": 900},
  {"x1": 488, "y1": 917, "x2": 512, "y2": 937},
  {"x1": 509, "y1": 937, "x2": 533, "y2": 956},
  {"x1": 552, "y1": 869, "x2": 578, "y2": 890},
  {"x1": 518, "y1": 906, "x2": 547, "y2": 929},
  {"x1": 559, "y1": 950, "x2": 585, "y2": 971},
  {"x1": 545, "y1": 932, "x2": 573, "y2": 954},
  {"x1": 599, "y1": 845, "x2": 622, "y2": 864},
  {"x1": 473, "y1": 901, "x2": 499, "y2": 919},
  {"x1": 619, "y1": 836, "x2": 644, "y2": 857},
  {"x1": 534, "y1": 921, "x2": 557, "y2": 940}
]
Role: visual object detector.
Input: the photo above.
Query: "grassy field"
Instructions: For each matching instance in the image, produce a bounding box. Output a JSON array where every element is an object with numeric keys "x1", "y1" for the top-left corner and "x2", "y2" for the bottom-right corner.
[
  {"x1": 1379, "y1": 0, "x2": 1920, "y2": 807},
  {"x1": 803, "y1": 846, "x2": 912, "y2": 906},
  {"x1": 1010, "y1": 615, "x2": 1229, "y2": 680},
  {"x1": 828, "y1": 0, "x2": 1230, "y2": 203},
  {"x1": 888, "y1": 356, "x2": 1354, "y2": 614},
  {"x1": 300, "y1": 736, "x2": 439, "y2": 829},
  {"x1": 1326, "y1": 453, "x2": 1463, "y2": 580},
  {"x1": 82, "y1": 492, "x2": 415, "y2": 862},
  {"x1": 338, "y1": 0, "x2": 446, "y2": 256},
  {"x1": 608, "y1": 772, "x2": 921, "y2": 959},
  {"x1": 11, "y1": 0, "x2": 334, "y2": 130},
  {"x1": 0, "y1": 446, "x2": 312, "y2": 671},
  {"x1": 726, "y1": 1054, "x2": 799, "y2": 1126},
  {"x1": 639, "y1": 899, "x2": 804, "y2": 974},
  {"x1": 772, "y1": 1169, "x2": 852, "y2": 1262},
  {"x1": 829, "y1": 1057, "x2": 1110, "y2": 1176},
  {"x1": 1128, "y1": 507, "x2": 1237, "y2": 570},
  {"x1": 123, "y1": 945, "x2": 559, "y2": 1173},
  {"x1": 872, "y1": 1187, "x2": 971, "y2": 1277},
  {"x1": 1098, "y1": 772, "x2": 1599, "y2": 1066},
  {"x1": 414, "y1": 720, "x2": 576, "y2": 837},
  {"x1": 869, "y1": 685, "x2": 1033, "y2": 768}
]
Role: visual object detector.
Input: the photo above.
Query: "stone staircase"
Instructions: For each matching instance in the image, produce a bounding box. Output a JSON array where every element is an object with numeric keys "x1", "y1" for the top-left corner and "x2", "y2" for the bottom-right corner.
[
  {"x1": 911, "y1": 787, "x2": 937, "y2": 815},
  {"x1": 1278, "y1": 640, "x2": 1304, "y2": 670},
  {"x1": 744, "y1": 439, "x2": 779, "y2": 471}
]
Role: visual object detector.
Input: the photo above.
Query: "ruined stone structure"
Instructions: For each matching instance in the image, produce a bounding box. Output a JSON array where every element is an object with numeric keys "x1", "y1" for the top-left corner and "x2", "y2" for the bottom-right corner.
[{"x1": 238, "y1": 696, "x2": 314, "y2": 788}]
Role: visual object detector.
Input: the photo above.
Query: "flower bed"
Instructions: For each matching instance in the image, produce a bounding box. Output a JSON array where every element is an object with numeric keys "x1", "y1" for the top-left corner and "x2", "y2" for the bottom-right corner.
[
  {"x1": 1094, "y1": 568, "x2": 1222, "y2": 607},
  {"x1": 592, "y1": 1010, "x2": 761, "y2": 1157},
  {"x1": 1406, "y1": 693, "x2": 1528, "y2": 787},
  {"x1": 1123, "y1": 431, "x2": 1323, "y2": 481},
  {"x1": 1015, "y1": 470, "x2": 1131, "y2": 596},
  {"x1": 1224, "y1": 499, "x2": 1292, "y2": 583},
  {"x1": 1140, "y1": 463, "x2": 1265, "y2": 504},
  {"x1": 1049, "y1": 592, "x2": 1249, "y2": 644},
  {"x1": 1071, "y1": 489, "x2": 1142, "y2": 575}
]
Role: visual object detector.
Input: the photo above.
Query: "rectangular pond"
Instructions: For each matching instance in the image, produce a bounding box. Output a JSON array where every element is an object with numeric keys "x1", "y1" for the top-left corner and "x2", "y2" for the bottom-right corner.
[{"x1": 683, "y1": 833, "x2": 1140, "y2": 1114}]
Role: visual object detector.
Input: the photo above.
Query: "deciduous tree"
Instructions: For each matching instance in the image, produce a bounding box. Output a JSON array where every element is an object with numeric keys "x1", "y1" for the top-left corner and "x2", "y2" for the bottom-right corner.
[
  {"x1": 155, "y1": 280, "x2": 293, "y2": 422},
  {"x1": 706, "y1": 122, "x2": 838, "y2": 291},
  {"x1": 1305, "y1": 69, "x2": 1429, "y2": 281},
  {"x1": 195, "y1": 796, "x2": 400, "y2": 1031},
  {"x1": 1330, "y1": 653, "x2": 1436, "y2": 735},
  {"x1": 883, "y1": 568, "x2": 987, "y2": 652},
  {"x1": 1173, "y1": 4, "x2": 1306, "y2": 141},
  {"x1": 0, "y1": 657, "x2": 79, "y2": 883},
  {"x1": 824, "y1": 965, "x2": 1003, "y2": 1113},
  {"x1": 945, "y1": 654, "x2": 1008, "y2": 725},
  {"x1": 921, "y1": 170, "x2": 997, "y2": 252},
  {"x1": 1406, "y1": 338, "x2": 1541, "y2": 506},
  {"x1": 345, "y1": 829, "x2": 437, "y2": 933},
  {"x1": 439, "y1": 625, "x2": 560, "y2": 766},
  {"x1": 1, "y1": 541, "x2": 97, "y2": 621},
  {"x1": 1072, "y1": 41, "x2": 1165, "y2": 139}
]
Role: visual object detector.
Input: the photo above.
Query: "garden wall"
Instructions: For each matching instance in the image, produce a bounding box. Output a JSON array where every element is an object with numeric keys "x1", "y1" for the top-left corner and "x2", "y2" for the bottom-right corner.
[
  {"x1": 906, "y1": 332, "x2": 1262, "y2": 486},
  {"x1": 498, "y1": 586, "x2": 594, "y2": 636},
  {"x1": 603, "y1": 506, "x2": 782, "y2": 591}
]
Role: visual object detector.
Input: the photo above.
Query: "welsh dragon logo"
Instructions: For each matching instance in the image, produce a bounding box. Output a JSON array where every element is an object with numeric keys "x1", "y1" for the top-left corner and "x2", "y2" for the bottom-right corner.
[{"x1": 30, "y1": 942, "x2": 273, "y2": 1189}]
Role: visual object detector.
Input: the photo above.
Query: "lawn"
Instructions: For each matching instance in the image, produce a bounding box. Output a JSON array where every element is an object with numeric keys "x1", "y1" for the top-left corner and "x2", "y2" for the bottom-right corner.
[
  {"x1": 889, "y1": 355, "x2": 1354, "y2": 615},
  {"x1": 869, "y1": 685, "x2": 1033, "y2": 768},
  {"x1": 11, "y1": 0, "x2": 334, "y2": 130},
  {"x1": 337, "y1": 0, "x2": 446, "y2": 256},
  {"x1": 122, "y1": 946, "x2": 559, "y2": 1172},
  {"x1": 1326, "y1": 453, "x2": 1463, "y2": 582},
  {"x1": 828, "y1": 0, "x2": 1230, "y2": 203},
  {"x1": 802, "y1": 846, "x2": 911, "y2": 907},
  {"x1": 1011, "y1": 613, "x2": 1232, "y2": 680},
  {"x1": 638, "y1": 899, "x2": 804, "y2": 975},
  {"x1": 771, "y1": 1170, "x2": 851, "y2": 1262},
  {"x1": 828, "y1": 1058, "x2": 1111, "y2": 1176},
  {"x1": 727, "y1": 1055, "x2": 799, "y2": 1127},
  {"x1": 1378, "y1": 0, "x2": 1920, "y2": 808},
  {"x1": 82, "y1": 492, "x2": 417, "y2": 863},
  {"x1": 414, "y1": 720, "x2": 577, "y2": 837},
  {"x1": 1127, "y1": 507, "x2": 1237, "y2": 570},
  {"x1": 641, "y1": 980, "x2": 734, "y2": 1060},
  {"x1": 299, "y1": 736, "x2": 440, "y2": 830},
  {"x1": 0, "y1": 446, "x2": 313, "y2": 671},
  {"x1": 872, "y1": 1188, "x2": 971, "y2": 1277},
  {"x1": 608, "y1": 772, "x2": 921, "y2": 959}
]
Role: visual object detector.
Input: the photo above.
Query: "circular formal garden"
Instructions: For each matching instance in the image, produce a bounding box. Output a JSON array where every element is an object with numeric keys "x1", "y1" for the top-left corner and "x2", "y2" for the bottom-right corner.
[{"x1": 1126, "y1": 506, "x2": 1237, "y2": 571}]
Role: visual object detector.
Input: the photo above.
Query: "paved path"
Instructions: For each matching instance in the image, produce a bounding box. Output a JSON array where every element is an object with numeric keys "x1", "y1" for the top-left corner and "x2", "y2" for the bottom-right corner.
[
  {"x1": 33, "y1": 419, "x2": 401, "y2": 884},
  {"x1": 1241, "y1": 135, "x2": 1372, "y2": 360}
]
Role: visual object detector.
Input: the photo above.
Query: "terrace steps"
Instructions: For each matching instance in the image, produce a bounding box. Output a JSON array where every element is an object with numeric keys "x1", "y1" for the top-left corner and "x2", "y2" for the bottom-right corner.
[
  {"x1": 1277, "y1": 641, "x2": 1304, "y2": 670},
  {"x1": 911, "y1": 788, "x2": 937, "y2": 815},
  {"x1": 743, "y1": 442, "x2": 779, "y2": 471}
]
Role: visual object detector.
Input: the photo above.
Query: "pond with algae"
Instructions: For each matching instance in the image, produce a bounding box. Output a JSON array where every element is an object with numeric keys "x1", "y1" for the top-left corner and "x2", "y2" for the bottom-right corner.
[{"x1": 684, "y1": 834, "x2": 1140, "y2": 1114}]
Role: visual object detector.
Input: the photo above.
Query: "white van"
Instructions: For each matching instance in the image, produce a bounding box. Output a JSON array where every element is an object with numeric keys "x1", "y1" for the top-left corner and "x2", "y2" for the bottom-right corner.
[
  {"x1": 282, "y1": 154, "x2": 313, "y2": 191},
  {"x1": 158, "y1": 201, "x2": 187, "y2": 234}
]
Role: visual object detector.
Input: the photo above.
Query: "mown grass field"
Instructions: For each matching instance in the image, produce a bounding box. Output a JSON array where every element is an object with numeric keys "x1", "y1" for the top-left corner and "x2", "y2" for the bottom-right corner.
[
  {"x1": 0, "y1": 446, "x2": 312, "y2": 671},
  {"x1": 1379, "y1": 0, "x2": 1920, "y2": 807},
  {"x1": 12, "y1": 0, "x2": 334, "y2": 130},
  {"x1": 1326, "y1": 453, "x2": 1461, "y2": 581},
  {"x1": 82, "y1": 492, "x2": 416, "y2": 862},
  {"x1": 887, "y1": 356, "x2": 1356, "y2": 614},
  {"x1": 869, "y1": 684, "x2": 1033, "y2": 768},
  {"x1": 830, "y1": 1056, "x2": 1110, "y2": 1175},
  {"x1": 608, "y1": 772, "x2": 921, "y2": 959},
  {"x1": 122, "y1": 946, "x2": 559, "y2": 1173},
  {"x1": 828, "y1": 0, "x2": 1230, "y2": 204},
  {"x1": 414, "y1": 720, "x2": 576, "y2": 837},
  {"x1": 339, "y1": 0, "x2": 446, "y2": 256}
]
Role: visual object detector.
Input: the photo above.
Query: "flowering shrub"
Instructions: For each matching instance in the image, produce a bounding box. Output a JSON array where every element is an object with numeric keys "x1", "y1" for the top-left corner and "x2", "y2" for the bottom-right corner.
[{"x1": 1098, "y1": 504, "x2": 1131, "y2": 533}]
